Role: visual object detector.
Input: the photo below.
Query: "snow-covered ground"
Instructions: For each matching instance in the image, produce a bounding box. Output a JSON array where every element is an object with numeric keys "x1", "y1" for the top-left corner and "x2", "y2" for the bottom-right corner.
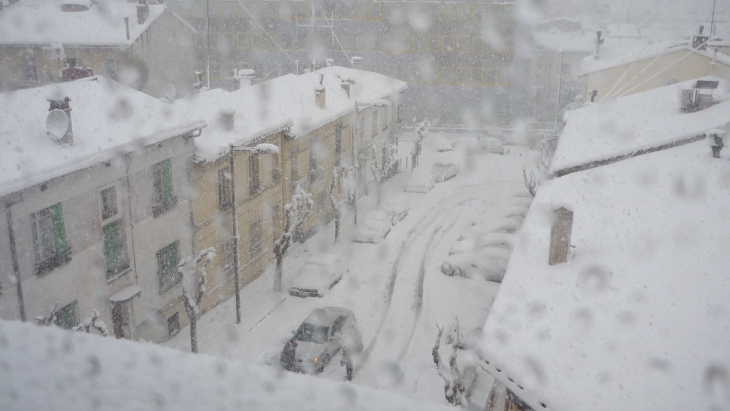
[{"x1": 163, "y1": 134, "x2": 535, "y2": 406}]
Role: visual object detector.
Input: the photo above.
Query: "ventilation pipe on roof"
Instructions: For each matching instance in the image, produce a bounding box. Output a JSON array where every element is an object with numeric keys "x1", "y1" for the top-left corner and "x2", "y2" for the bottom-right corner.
[{"x1": 124, "y1": 17, "x2": 130, "y2": 40}]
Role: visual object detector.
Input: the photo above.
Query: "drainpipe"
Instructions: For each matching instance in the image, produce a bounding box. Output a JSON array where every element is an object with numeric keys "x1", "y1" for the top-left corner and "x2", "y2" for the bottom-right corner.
[
  {"x1": 228, "y1": 147, "x2": 242, "y2": 324},
  {"x1": 5, "y1": 196, "x2": 26, "y2": 322},
  {"x1": 554, "y1": 50, "x2": 564, "y2": 132}
]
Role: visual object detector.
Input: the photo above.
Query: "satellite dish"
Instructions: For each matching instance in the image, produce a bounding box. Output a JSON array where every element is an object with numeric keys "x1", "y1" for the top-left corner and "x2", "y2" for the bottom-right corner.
[
  {"x1": 162, "y1": 83, "x2": 176, "y2": 101},
  {"x1": 46, "y1": 109, "x2": 69, "y2": 140}
]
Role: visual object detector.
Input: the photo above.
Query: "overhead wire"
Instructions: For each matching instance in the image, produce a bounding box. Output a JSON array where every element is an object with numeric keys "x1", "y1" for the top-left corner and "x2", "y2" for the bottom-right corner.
[
  {"x1": 315, "y1": 0, "x2": 356, "y2": 68},
  {"x1": 233, "y1": 0, "x2": 299, "y2": 67}
]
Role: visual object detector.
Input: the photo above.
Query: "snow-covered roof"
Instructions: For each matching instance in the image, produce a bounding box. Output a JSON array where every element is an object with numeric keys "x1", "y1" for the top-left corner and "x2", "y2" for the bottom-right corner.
[
  {"x1": 533, "y1": 31, "x2": 646, "y2": 53},
  {"x1": 178, "y1": 67, "x2": 407, "y2": 163},
  {"x1": 0, "y1": 0, "x2": 165, "y2": 47},
  {"x1": 578, "y1": 40, "x2": 730, "y2": 76},
  {"x1": 550, "y1": 77, "x2": 730, "y2": 175},
  {"x1": 0, "y1": 319, "x2": 453, "y2": 411},
  {"x1": 0, "y1": 76, "x2": 205, "y2": 197},
  {"x1": 480, "y1": 139, "x2": 730, "y2": 411}
]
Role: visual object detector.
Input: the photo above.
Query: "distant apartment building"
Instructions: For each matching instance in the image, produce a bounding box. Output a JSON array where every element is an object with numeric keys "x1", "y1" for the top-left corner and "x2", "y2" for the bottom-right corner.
[
  {"x1": 0, "y1": 0, "x2": 197, "y2": 98},
  {"x1": 167, "y1": 0, "x2": 527, "y2": 125}
]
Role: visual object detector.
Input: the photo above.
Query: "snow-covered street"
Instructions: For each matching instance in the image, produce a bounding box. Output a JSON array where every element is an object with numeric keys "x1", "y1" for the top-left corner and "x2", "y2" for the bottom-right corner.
[{"x1": 163, "y1": 136, "x2": 535, "y2": 405}]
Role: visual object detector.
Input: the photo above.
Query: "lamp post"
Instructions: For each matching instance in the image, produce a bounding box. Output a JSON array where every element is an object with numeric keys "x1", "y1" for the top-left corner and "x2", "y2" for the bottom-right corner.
[{"x1": 228, "y1": 143, "x2": 279, "y2": 324}]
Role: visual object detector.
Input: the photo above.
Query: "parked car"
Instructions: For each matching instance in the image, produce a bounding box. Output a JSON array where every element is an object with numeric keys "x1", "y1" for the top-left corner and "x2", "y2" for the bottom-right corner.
[
  {"x1": 289, "y1": 253, "x2": 344, "y2": 298},
  {"x1": 381, "y1": 197, "x2": 409, "y2": 224},
  {"x1": 427, "y1": 132, "x2": 453, "y2": 152},
  {"x1": 479, "y1": 137, "x2": 505, "y2": 155},
  {"x1": 431, "y1": 152, "x2": 459, "y2": 182},
  {"x1": 353, "y1": 210, "x2": 391, "y2": 243},
  {"x1": 405, "y1": 165, "x2": 435, "y2": 193},
  {"x1": 441, "y1": 247, "x2": 511, "y2": 282},
  {"x1": 281, "y1": 307, "x2": 363, "y2": 374}
]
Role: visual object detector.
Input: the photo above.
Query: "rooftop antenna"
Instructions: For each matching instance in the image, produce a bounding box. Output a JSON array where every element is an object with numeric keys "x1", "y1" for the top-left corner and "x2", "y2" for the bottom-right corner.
[{"x1": 711, "y1": 0, "x2": 717, "y2": 37}]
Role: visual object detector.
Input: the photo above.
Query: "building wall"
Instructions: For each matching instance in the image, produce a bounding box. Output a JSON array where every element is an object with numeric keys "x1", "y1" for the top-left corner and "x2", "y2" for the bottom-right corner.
[
  {"x1": 0, "y1": 11, "x2": 195, "y2": 98},
  {"x1": 0, "y1": 131, "x2": 198, "y2": 344},
  {"x1": 530, "y1": 48, "x2": 588, "y2": 124},
  {"x1": 579, "y1": 50, "x2": 730, "y2": 102},
  {"x1": 189, "y1": 131, "x2": 286, "y2": 314}
]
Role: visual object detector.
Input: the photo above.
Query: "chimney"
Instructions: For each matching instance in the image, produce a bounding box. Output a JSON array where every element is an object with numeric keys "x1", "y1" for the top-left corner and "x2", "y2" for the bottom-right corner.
[
  {"x1": 340, "y1": 81, "x2": 351, "y2": 98},
  {"x1": 233, "y1": 69, "x2": 255, "y2": 90},
  {"x1": 315, "y1": 73, "x2": 326, "y2": 109},
  {"x1": 594, "y1": 30, "x2": 604, "y2": 60},
  {"x1": 351, "y1": 56, "x2": 363, "y2": 69},
  {"x1": 137, "y1": 0, "x2": 149, "y2": 25},
  {"x1": 549, "y1": 207, "x2": 573, "y2": 265},
  {"x1": 124, "y1": 17, "x2": 130, "y2": 40},
  {"x1": 220, "y1": 109, "x2": 236, "y2": 132},
  {"x1": 48, "y1": 97, "x2": 74, "y2": 144}
]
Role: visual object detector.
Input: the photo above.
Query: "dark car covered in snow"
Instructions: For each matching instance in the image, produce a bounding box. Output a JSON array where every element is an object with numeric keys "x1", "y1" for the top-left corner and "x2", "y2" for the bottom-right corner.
[{"x1": 281, "y1": 307, "x2": 363, "y2": 374}]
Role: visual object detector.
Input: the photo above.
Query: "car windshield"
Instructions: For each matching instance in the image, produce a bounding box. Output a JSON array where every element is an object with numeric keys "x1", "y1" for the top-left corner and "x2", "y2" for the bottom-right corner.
[{"x1": 294, "y1": 323, "x2": 329, "y2": 344}]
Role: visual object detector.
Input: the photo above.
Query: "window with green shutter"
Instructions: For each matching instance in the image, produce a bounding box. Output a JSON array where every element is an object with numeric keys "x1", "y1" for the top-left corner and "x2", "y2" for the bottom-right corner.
[
  {"x1": 54, "y1": 301, "x2": 78, "y2": 329},
  {"x1": 153, "y1": 159, "x2": 177, "y2": 217},
  {"x1": 31, "y1": 202, "x2": 70, "y2": 274},
  {"x1": 103, "y1": 220, "x2": 130, "y2": 279},
  {"x1": 157, "y1": 241, "x2": 181, "y2": 293}
]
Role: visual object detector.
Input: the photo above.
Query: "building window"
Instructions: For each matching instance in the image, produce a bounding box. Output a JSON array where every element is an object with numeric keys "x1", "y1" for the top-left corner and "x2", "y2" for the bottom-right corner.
[
  {"x1": 153, "y1": 159, "x2": 177, "y2": 217},
  {"x1": 103, "y1": 220, "x2": 130, "y2": 278},
  {"x1": 220, "y1": 238, "x2": 235, "y2": 276},
  {"x1": 271, "y1": 153, "x2": 281, "y2": 182},
  {"x1": 157, "y1": 241, "x2": 181, "y2": 293},
  {"x1": 105, "y1": 59, "x2": 119, "y2": 81},
  {"x1": 250, "y1": 217, "x2": 263, "y2": 259},
  {"x1": 372, "y1": 111, "x2": 379, "y2": 136},
  {"x1": 167, "y1": 312, "x2": 180, "y2": 337},
  {"x1": 217, "y1": 168, "x2": 232, "y2": 210},
  {"x1": 23, "y1": 55, "x2": 38, "y2": 82},
  {"x1": 249, "y1": 154, "x2": 260, "y2": 195},
  {"x1": 549, "y1": 207, "x2": 574, "y2": 265},
  {"x1": 335, "y1": 125, "x2": 342, "y2": 166},
  {"x1": 55, "y1": 301, "x2": 79, "y2": 330},
  {"x1": 309, "y1": 140, "x2": 318, "y2": 184},
  {"x1": 290, "y1": 148, "x2": 299, "y2": 183},
  {"x1": 317, "y1": 191, "x2": 328, "y2": 215},
  {"x1": 101, "y1": 187, "x2": 118, "y2": 220},
  {"x1": 31, "y1": 203, "x2": 70, "y2": 273}
]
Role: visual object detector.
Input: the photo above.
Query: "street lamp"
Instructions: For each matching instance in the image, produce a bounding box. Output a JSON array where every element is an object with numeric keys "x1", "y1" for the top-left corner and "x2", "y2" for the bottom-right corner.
[{"x1": 228, "y1": 143, "x2": 280, "y2": 324}]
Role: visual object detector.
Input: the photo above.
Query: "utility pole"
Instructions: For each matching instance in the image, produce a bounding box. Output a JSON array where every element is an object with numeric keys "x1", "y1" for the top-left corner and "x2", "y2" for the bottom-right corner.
[
  {"x1": 711, "y1": 0, "x2": 717, "y2": 37},
  {"x1": 205, "y1": 0, "x2": 211, "y2": 89},
  {"x1": 296, "y1": 0, "x2": 333, "y2": 71}
]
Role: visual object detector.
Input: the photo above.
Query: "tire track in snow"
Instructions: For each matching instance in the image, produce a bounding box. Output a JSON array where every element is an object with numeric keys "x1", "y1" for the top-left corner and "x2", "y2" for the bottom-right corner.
[{"x1": 355, "y1": 190, "x2": 493, "y2": 385}]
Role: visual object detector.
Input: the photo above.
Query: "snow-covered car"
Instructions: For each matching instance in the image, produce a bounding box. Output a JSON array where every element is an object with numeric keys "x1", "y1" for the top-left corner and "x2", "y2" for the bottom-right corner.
[
  {"x1": 281, "y1": 307, "x2": 363, "y2": 374},
  {"x1": 449, "y1": 233, "x2": 516, "y2": 255},
  {"x1": 405, "y1": 166, "x2": 435, "y2": 193},
  {"x1": 289, "y1": 253, "x2": 344, "y2": 298},
  {"x1": 381, "y1": 197, "x2": 409, "y2": 224},
  {"x1": 353, "y1": 210, "x2": 391, "y2": 243},
  {"x1": 479, "y1": 137, "x2": 505, "y2": 155},
  {"x1": 431, "y1": 152, "x2": 459, "y2": 182},
  {"x1": 441, "y1": 247, "x2": 511, "y2": 282},
  {"x1": 427, "y1": 132, "x2": 453, "y2": 152}
]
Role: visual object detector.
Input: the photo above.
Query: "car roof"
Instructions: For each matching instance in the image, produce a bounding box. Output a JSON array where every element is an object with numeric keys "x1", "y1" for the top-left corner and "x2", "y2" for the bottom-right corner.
[{"x1": 303, "y1": 307, "x2": 354, "y2": 327}]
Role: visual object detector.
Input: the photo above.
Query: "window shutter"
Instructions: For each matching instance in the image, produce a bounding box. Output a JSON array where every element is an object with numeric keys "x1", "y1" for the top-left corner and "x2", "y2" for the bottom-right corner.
[
  {"x1": 51, "y1": 203, "x2": 67, "y2": 256},
  {"x1": 31, "y1": 215, "x2": 39, "y2": 263},
  {"x1": 162, "y1": 159, "x2": 174, "y2": 204},
  {"x1": 103, "y1": 223, "x2": 117, "y2": 274}
]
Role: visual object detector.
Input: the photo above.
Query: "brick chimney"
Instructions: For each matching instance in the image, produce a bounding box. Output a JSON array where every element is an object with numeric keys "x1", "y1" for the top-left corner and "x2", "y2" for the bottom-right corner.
[
  {"x1": 137, "y1": 0, "x2": 149, "y2": 25},
  {"x1": 315, "y1": 73, "x2": 326, "y2": 109}
]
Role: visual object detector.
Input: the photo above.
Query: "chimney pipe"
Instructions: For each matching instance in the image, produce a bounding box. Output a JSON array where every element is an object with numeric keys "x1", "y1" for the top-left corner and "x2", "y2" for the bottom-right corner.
[
  {"x1": 315, "y1": 73, "x2": 326, "y2": 109},
  {"x1": 220, "y1": 109, "x2": 236, "y2": 132},
  {"x1": 124, "y1": 17, "x2": 130, "y2": 40},
  {"x1": 594, "y1": 30, "x2": 604, "y2": 60}
]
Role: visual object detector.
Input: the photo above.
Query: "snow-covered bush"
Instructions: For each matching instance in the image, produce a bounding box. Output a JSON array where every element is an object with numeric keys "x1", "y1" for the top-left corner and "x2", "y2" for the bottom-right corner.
[
  {"x1": 274, "y1": 186, "x2": 313, "y2": 291},
  {"x1": 179, "y1": 247, "x2": 216, "y2": 353}
]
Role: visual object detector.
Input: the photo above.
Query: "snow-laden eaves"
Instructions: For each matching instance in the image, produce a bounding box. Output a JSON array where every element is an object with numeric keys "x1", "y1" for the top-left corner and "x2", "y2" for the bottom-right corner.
[
  {"x1": 550, "y1": 76, "x2": 730, "y2": 175},
  {"x1": 481, "y1": 140, "x2": 730, "y2": 411},
  {"x1": 0, "y1": 75, "x2": 205, "y2": 198}
]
